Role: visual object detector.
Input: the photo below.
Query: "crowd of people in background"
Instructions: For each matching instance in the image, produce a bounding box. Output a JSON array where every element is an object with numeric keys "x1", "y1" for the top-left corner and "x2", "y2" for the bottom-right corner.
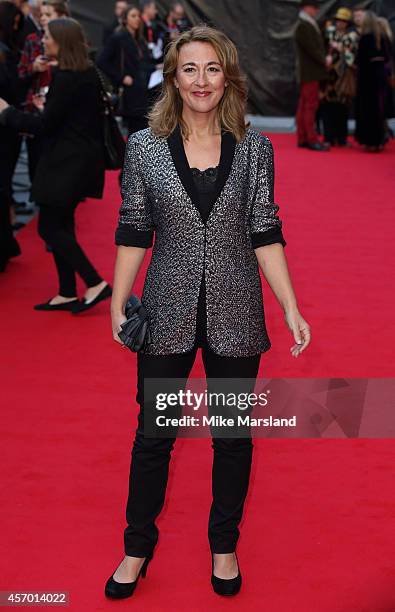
[
  {"x1": 0, "y1": 0, "x2": 394, "y2": 276},
  {"x1": 0, "y1": 1, "x2": 112, "y2": 308},
  {"x1": 98, "y1": 1, "x2": 191, "y2": 134},
  {"x1": 0, "y1": 0, "x2": 192, "y2": 274},
  {"x1": 295, "y1": 0, "x2": 394, "y2": 151}
]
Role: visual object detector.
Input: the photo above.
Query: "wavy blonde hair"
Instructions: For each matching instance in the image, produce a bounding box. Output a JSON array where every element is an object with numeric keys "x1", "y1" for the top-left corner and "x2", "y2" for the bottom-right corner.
[
  {"x1": 377, "y1": 16, "x2": 393, "y2": 42},
  {"x1": 147, "y1": 24, "x2": 250, "y2": 142},
  {"x1": 361, "y1": 10, "x2": 383, "y2": 49}
]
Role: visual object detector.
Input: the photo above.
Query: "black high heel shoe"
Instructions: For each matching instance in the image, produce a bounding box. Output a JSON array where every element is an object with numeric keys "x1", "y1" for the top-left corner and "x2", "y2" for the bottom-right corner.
[
  {"x1": 211, "y1": 551, "x2": 242, "y2": 596},
  {"x1": 105, "y1": 552, "x2": 153, "y2": 599}
]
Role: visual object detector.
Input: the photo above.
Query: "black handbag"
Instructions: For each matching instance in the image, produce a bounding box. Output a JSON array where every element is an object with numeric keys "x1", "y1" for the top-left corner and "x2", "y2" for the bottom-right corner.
[
  {"x1": 94, "y1": 64, "x2": 126, "y2": 170},
  {"x1": 117, "y1": 294, "x2": 152, "y2": 352}
]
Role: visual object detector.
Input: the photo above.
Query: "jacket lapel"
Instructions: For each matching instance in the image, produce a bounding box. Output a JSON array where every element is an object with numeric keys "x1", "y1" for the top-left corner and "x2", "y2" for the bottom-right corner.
[{"x1": 167, "y1": 123, "x2": 236, "y2": 225}]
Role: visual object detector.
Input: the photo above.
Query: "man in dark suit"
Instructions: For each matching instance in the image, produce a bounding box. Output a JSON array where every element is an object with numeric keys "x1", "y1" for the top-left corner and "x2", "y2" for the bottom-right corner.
[
  {"x1": 140, "y1": 1, "x2": 167, "y2": 108},
  {"x1": 294, "y1": 0, "x2": 330, "y2": 151},
  {"x1": 140, "y1": 0, "x2": 166, "y2": 61},
  {"x1": 14, "y1": 0, "x2": 42, "y2": 49},
  {"x1": 102, "y1": 0, "x2": 128, "y2": 46}
]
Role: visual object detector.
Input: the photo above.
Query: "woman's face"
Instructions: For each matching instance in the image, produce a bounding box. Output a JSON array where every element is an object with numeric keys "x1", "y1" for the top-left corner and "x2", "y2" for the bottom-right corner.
[
  {"x1": 335, "y1": 19, "x2": 348, "y2": 33},
  {"x1": 40, "y1": 5, "x2": 60, "y2": 28},
  {"x1": 174, "y1": 42, "x2": 227, "y2": 115},
  {"x1": 353, "y1": 10, "x2": 365, "y2": 27},
  {"x1": 126, "y1": 8, "x2": 140, "y2": 31},
  {"x1": 43, "y1": 27, "x2": 59, "y2": 58}
]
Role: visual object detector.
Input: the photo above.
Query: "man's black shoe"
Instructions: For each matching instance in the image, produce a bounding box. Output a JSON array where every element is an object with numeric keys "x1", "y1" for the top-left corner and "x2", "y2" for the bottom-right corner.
[{"x1": 11, "y1": 221, "x2": 26, "y2": 231}]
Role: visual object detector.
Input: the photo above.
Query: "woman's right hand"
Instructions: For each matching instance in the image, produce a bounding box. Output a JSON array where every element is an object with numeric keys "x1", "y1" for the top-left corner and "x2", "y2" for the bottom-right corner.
[
  {"x1": 123, "y1": 75, "x2": 133, "y2": 86},
  {"x1": 112, "y1": 311, "x2": 127, "y2": 346},
  {"x1": 33, "y1": 56, "x2": 49, "y2": 72}
]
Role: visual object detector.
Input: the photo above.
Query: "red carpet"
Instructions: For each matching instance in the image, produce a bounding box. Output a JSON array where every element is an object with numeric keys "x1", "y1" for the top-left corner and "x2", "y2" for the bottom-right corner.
[{"x1": 1, "y1": 135, "x2": 395, "y2": 611}]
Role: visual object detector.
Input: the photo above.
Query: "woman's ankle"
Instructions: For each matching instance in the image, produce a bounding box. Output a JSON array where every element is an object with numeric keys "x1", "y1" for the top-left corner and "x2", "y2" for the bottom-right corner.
[
  {"x1": 86, "y1": 280, "x2": 106, "y2": 290},
  {"x1": 51, "y1": 294, "x2": 77, "y2": 303}
]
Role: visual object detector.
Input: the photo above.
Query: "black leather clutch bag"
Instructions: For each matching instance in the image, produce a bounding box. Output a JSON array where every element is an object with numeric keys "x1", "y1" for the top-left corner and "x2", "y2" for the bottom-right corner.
[{"x1": 117, "y1": 294, "x2": 152, "y2": 352}]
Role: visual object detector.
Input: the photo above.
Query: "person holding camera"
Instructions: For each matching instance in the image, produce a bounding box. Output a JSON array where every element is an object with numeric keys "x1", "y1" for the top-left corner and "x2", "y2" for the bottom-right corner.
[
  {"x1": 0, "y1": 17, "x2": 111, "y2": 311},
  {"x1": 17, "y1": 0, "x2": 69, "y2": 188}
]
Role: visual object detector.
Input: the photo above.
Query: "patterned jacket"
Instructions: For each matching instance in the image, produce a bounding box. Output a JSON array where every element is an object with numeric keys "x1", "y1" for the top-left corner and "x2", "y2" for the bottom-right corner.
[
  {"x1": 17, "y1": 32, "x2": 51, "y2": 112},
  {"x1": 323, "y1": 24, "x2": 359, "y2": 103},
  {"x1": 115, "y1": 125, "x2": 287, "y2": 357}
]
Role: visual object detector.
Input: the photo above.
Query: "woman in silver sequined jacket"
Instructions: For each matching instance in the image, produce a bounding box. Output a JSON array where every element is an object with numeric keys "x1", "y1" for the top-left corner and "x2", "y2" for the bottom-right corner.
[
  {"x1": 107, "y1": 25, "x2": 311, "y2": 600},
  {"x1": 115, "y1": 123, "x2": 288, "y2": 356}
]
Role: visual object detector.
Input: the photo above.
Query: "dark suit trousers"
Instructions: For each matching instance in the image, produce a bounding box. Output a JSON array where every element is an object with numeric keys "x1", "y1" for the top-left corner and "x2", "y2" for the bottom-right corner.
[
  {"x1": 124, "y1": 331, "x2": 261, "y2": 556},
  {"x1": 321, "y1": 100, "x2": 349, "y2": 145}
]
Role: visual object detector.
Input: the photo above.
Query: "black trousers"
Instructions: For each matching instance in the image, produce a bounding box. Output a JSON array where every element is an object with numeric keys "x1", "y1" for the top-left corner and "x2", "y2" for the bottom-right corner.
[
  {"x1": 0, "y1": 127, "x2": 22, "y2": 210},
  {"x1": 25, "y1": 135, "x2": 43, "y2": 190},
  {"x1": 0, "y1": 186, "x2": 21, "y2": 272},
  {"x1": 321, "y1": 100, "x2": 349, "y2": 145},
  {"x1": 124, "y1": 337, "x2": 261, "y2": 557},
  {"x1": 37, "y1": 201, "x2": 103, "y2": 297}
]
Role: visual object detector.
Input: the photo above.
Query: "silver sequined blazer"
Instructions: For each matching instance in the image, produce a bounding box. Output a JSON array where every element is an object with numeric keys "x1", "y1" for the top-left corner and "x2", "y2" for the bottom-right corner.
[{"x1": 115, "y1": 124, "x2": 287, "y2": 357}]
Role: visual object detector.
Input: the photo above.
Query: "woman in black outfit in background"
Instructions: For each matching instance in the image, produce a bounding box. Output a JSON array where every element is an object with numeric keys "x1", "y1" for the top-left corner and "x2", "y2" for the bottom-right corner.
[
  {"x1": 98, "y1": 3, "x2": 155, "y2": 135},
  {"x1": 0, "y1": 17, "x2": 112, "y2": 312},
  {"x1": 355, "y1": 11, "x2": 391, "y2": 151},
  {"x1": 0, "y1": 1, "x2": 24, "y2": 272}
]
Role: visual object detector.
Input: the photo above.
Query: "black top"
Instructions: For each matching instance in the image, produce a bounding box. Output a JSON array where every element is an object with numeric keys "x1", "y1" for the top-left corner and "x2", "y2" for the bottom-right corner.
[
  {"x1": 191, "y1": 167, "x2": 214, "y2": 347},
  {"x1": 0, "y1": 41, "x2": 24, "y2": 107},
  {"x1": 190, "y1": 166, "x2": 218, "y2": 224},
  {"x1": 0, "y1": 66, "x2": 105, "y2": 206}
]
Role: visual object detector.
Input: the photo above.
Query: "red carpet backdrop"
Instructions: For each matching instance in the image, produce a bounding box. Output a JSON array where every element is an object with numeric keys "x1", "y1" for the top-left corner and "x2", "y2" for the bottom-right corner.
[{"x1": 1, "y1": 135, "x2": 395, "y2": 610}]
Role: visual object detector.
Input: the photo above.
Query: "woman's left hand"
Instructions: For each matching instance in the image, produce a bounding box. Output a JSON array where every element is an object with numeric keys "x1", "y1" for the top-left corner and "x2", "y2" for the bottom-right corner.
[
  {"x1": 0, "y1": 98, "x2": 9, "y2": 113},
  {"x1": 284, "y1": 308, "x2": 311, "y2": 357}
]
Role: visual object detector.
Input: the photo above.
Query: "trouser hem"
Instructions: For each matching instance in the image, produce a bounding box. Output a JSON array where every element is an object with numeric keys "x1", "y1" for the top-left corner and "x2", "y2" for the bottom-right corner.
[
  {"x1": 210, "y1": 546, "x2": 237, "y2": 554},
  {"x1": 124, "y1": 548, "x2": 155, "y2": 557}
]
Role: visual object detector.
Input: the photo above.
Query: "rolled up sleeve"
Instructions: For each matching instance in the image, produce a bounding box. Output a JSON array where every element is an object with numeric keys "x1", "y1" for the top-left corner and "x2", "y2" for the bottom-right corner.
[
  {"x1": 250, "y1": 136, "x2": 287, "y2": 249},
  {"x1": 115, "y1": 134, "x2": 155, "y2": 248}
]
